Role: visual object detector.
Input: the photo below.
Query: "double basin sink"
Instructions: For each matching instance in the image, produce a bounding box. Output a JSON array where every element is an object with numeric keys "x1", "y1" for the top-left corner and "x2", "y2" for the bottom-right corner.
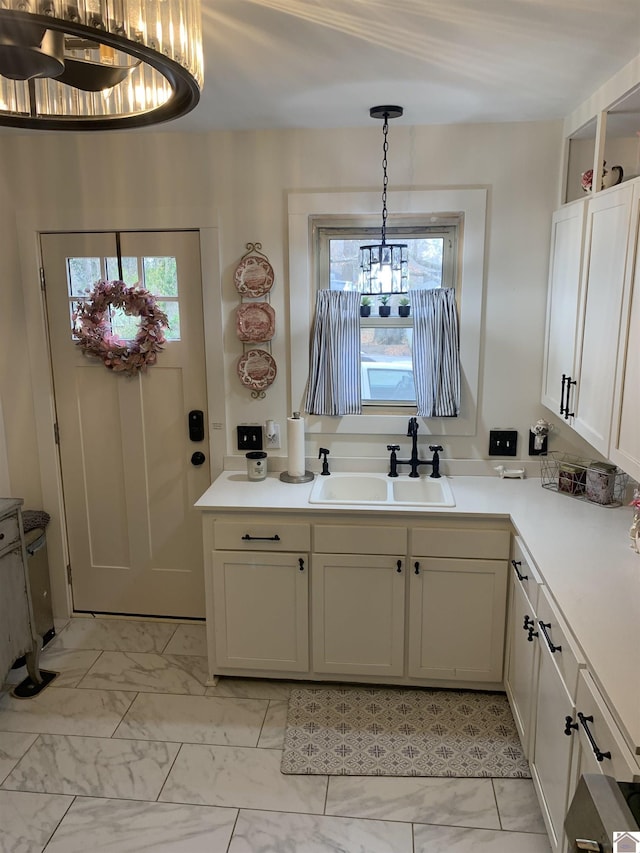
[{"x1": 308, "y1": 472, "x2": 455, "y2": 507}]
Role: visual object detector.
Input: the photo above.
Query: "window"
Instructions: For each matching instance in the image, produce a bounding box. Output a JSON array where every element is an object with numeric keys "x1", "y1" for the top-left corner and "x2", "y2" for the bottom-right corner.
[
  {"x1": 66, "y1": 254, "x2": 181, "y2": 340},
  {"x1": 288, "y1": 188, "x2": 486, "y2": 437},
  {"x1": 317, "y1": 222, "x2": 459, "y2": 406}
]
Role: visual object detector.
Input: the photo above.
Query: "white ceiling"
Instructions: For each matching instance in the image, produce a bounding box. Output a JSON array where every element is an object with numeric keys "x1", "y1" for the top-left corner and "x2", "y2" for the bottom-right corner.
[{"x1": 165, "y1": 0, "x2": 640, "y2": 133}]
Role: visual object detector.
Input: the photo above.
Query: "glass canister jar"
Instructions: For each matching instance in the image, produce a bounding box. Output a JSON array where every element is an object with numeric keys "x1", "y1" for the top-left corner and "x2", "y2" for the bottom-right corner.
[{"x1": 246, "y1": 451, "x2": 267, "y2": 481}]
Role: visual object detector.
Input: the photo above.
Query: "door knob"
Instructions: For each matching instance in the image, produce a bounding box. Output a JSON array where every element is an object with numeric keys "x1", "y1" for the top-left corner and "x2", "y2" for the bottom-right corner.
[{"x1": 191, "y1": 451, "x2": 206, "y2": 466}]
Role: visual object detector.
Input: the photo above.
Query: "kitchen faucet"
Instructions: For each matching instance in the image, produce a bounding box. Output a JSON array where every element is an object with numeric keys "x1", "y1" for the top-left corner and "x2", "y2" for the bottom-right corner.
[{"x1": 387, "y1": 417, "x2": 443, "y2": 478}]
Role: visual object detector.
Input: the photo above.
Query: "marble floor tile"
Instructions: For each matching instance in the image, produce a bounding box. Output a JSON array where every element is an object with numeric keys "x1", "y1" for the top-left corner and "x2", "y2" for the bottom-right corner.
[
  {"x1": 0, "y1": 731, "x2": 38, "y2": 782},
  {"x1": 163, "y1": 622, "x2": 207, "y2": 656},
  {"x1": 493, "y1": 778, "x2": 548, "y2": 833},
  {"x1": 6, "y1": 649, "x2": 102, "y2": 690},
  {"x1": 325, "y1": 776, "x2": 500, "y2": 828},
  {"x1": 257, "y1": 699, "x2": 288, "y2": 749},
  {"x1": 78, "y1": 651, "x2": 209, "y2": 695},
  {"x1": 413, "y1": 823, "x2": 552, "y2": 852},
  {"x1": 228, "y1": 808, "x2": 413, "y2": 853},
  {"x1": 44, "y1": 797, "x2": 238, "y2": 853},
  {"x1": 0, "y1": 686, "x2": 135, "y2": 737},
  {"x1": 3, "y1": 733, "x2": 180, "y2": 800},
  {"x1": 114, "y1": 692, "x2": 269, "y2": 746},
  {"x1": 51, "y1": 618, "x2": 177, "y2": 653},
  {"x1": 160, "y1": 743, "x2": 327, "y2": 813},
  {"x1": 0, "y1": 790, "x2": 73, "y2": 853}
]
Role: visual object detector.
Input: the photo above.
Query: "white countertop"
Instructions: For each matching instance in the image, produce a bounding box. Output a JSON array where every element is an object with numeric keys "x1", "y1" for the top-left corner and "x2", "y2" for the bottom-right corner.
[{"x1": 196, "y1": 472, "x2": 640, "y2": 754}]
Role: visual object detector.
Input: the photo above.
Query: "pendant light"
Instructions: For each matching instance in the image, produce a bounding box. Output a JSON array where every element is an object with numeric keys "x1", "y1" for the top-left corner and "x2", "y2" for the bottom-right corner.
[
  {"x1": 359, "y1": 105, "x2": 408, "y2": 294},
  {"x1": 0, "y1": 1, "x2": 202, "y2": 130}
]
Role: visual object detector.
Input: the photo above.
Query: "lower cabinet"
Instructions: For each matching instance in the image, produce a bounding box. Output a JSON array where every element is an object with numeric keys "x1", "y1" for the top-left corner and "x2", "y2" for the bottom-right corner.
[
  {"x1": 211, "y1": 550, "x2": 309, "y2": 672},
  {"x1": 504, "y1": 537, "x2": 543, "y2": 757},
  {"x1": 407, "y1": 557, "x2": 507, "y2": 681},
  {"x1": 311, "y1": 553, "x2": 405, "y2": 677}
]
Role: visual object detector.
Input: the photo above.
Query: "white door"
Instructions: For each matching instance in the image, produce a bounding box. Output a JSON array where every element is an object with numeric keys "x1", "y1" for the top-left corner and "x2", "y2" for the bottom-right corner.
[{"x1": 41, "y1": 230, "x2": 210, "y2": 618}]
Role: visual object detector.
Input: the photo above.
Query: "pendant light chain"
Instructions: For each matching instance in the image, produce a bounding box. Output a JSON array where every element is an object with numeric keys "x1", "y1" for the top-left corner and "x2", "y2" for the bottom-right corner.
[
  {"x1": 358, "y1": 104, "x2": 408, "y2": 295},
  {"x1": 380, "y1": 114, "x2": 390, "y2": 247}
]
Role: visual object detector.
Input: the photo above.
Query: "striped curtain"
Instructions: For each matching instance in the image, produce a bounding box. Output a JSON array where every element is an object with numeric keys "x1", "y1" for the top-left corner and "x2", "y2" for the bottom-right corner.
[
  {"x1": 412, "y1": 288, "x2": 460, "y2": 417},
  {"x1": 305, "y1": 290, "x2": 362, "y2": 415}
]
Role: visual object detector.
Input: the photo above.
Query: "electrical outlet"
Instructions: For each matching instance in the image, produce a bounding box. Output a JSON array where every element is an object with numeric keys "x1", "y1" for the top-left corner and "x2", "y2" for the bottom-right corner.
[
  {"x1": 265, "y1": 421, "x2": 281, "y2": 449},
  {"x1": 489, "y1": 429, "x2": 518, "y2": 456},
  {"x1": 237, "y1": 424, "x2": 263, "y2": 451}
]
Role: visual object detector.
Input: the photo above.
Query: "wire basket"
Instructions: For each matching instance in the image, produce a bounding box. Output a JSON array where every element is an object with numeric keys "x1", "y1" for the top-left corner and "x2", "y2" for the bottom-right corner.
[{"x1": 540, "y1": 452, "x2": 629, "y2": 508}]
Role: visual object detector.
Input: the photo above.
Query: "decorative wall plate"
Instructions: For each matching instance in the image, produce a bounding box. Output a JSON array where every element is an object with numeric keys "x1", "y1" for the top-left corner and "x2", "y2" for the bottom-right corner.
[
  {"x1": 237, "y1": 349, "x2": 277, "y2": 391},
  {"x1": 236, "y1": 302, "x2": 276, "y2": 342},
  {"x1": 234, "y1": 255, "x2": 274, "y2": 297}
]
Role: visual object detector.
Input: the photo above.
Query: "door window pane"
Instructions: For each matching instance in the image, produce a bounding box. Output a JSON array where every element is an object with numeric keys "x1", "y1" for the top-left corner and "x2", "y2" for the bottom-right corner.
[
  {"x1": 143, "y1": 256, "x2": 179, "y2": 296},
  {"x1": 67, "y1": 257, "x2": 101, "y2": 296}
]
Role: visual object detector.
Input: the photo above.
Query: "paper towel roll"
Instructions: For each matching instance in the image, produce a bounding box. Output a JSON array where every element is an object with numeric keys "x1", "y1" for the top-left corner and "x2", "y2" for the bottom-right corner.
[{"x1": 287, "y1": 415, "x2": 306, "y2": 478}]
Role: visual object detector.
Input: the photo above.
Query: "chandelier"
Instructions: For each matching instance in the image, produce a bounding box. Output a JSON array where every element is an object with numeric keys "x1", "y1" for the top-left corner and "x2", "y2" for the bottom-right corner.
[
  {"x1": 359, "y1": 105, "x2": 408, "y2": 294},
  {"x1": 0, "y1": 0, "x2": 202, "y2": 130}
]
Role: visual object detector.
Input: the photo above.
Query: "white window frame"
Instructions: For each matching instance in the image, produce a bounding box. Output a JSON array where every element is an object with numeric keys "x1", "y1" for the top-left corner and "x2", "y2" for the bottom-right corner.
[
  {"x1": 317, "y1": 220, "x2": 459, "y2": 408},
  {"x1": 288, "y1": 188, "x2": 487, "y2": 437}
]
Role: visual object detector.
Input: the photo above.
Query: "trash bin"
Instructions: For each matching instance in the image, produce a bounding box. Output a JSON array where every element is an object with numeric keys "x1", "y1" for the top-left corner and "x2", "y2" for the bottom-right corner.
[{"x1": 22, "y1": 510, "x2": 55, "y2": 649}]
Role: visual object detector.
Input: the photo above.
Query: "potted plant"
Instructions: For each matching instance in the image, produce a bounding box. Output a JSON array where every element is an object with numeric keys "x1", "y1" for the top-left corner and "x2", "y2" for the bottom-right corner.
[
  {"x1": 398, "y1": 296, "x2": 411, "y2": 317},
  {"x1": 360, "y1": 295, "x2": 372, "y2": 318},
  {"x1": 378, "y1": 295, "x2": 391, "y2": 317}
]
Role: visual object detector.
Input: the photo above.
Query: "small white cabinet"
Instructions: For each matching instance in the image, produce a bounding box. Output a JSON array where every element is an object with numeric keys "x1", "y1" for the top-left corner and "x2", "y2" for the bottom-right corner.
[
  {"x1": 211, "y1": 550, "x2": 309, "y2": 672},
  {"x1": 311, "y1": 553, "x2": 405, "y2": 676},
  {"x1": 408, "y1": 525, "x2": 509, "y2": 683}
]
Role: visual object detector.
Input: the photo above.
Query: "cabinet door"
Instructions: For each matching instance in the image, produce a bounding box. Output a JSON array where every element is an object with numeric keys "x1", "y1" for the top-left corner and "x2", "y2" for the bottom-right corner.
[
  {"x1": 211, "y1": 550, "x2": 308, "y2": 672},
  {"x1": 504, "y1": 573, "x2": 539, "y2": 758},
  {"x1": 571, "y1": 183, "x2": 634, "y2": 453},
  {"x1": 610, "y1": 182, "x2": 640, "y2": 481},
  {"x1": 311, "y1": 554, "x2": 405, "y2": 676},
  {"x1": 541, "y1": 201, "x2": 587, "y2": 416},
  {"x1": 530, "y1": 642, "x2": 575, "y2": 853},
  {"x1": 407, "y1": 558, "x2": 507, "y2": 682}
]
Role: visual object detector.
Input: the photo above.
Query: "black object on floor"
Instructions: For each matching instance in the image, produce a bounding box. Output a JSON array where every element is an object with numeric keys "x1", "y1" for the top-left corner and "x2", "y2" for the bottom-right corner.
[{"x1": 11, "y1": 669, "x2": 58, "y2": 699}]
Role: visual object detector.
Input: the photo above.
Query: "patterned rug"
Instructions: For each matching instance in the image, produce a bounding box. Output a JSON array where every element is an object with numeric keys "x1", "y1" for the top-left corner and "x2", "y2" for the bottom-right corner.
[{"x1": 281, "y1": 686, "x2": 531, "y2": 778}]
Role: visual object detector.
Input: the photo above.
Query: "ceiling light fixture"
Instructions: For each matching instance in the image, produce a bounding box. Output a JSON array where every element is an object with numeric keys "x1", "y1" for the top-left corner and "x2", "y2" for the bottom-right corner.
[
  {"x1": 0, "y1": 0, "x2": 202, "y2": 130},
  {"x1": 359, "y1": 105, "x2": 407, "y2": 294}
]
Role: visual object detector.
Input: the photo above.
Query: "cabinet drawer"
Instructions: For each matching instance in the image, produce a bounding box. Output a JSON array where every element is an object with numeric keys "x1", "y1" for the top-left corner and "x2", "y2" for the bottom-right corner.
[
  {"x1": 535, "y1": 586, "x2": 585, "y2": 701},
  {"x1": 314, "y1": 525, "x2": 407, "y2": 555},
  {"x1": 213, "y1": 519, "x2": 310, "y2": 551},
  {"x1": 0, "y1": 513, "x2": 20, "y2": 554},
  {"x1": 510, "y1": 536, "x2": 543, "y2": 611},
  {"x1": 574, "y1": 670, "x2": 640, "y2": 781},
  {"x1": 411, "y1": 527, "x2": 509, "y2": 559}
]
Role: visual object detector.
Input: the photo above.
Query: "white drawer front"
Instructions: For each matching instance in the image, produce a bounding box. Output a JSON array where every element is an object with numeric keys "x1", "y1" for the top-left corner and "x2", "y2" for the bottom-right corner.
[
  {"x1": 573, "y1": 670, "x2": 640, "y2": 781},
  {"x1": 510, "y1": 536, "x2": 543, "y2": 611},
  {"x1": 411, "y1": 527, "x2": 509, "y2": 559},
  {"x1": 313, "y1": 525, "x2": 407, "y2": 555},
  {"x1": 535, "y1": 586, "x2": 585, "y2": 701},
  {"x1": 214, "y1": 520, "x2": 310, "y2": 551}
]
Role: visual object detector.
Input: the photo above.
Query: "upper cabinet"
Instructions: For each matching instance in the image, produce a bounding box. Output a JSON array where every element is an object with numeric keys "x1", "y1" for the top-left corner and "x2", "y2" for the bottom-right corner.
[
  {"x1": 564, "y1": 84, "x2": 640, "y2": 205},
  {"x1": 610, "y1": 182, "x2": 640, "y2": 481},
  {"x1": 542, "y1": 183, "x2": 635, "y2": 457}
]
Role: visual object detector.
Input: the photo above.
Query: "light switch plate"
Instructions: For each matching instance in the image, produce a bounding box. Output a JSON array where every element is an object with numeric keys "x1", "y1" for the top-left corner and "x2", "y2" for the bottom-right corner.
[
  {"x1": 489, "y1": 429, "x2": 518, "y2": 456},
  {"x1": 237, "y1": 425, "x2": 263, "y2": 451}
]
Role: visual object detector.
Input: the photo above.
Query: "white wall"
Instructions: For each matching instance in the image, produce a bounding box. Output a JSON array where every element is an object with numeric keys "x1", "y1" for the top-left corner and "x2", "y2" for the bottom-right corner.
[{"x1": 0, "y1": 118, "x2": 599, "y2": 508}]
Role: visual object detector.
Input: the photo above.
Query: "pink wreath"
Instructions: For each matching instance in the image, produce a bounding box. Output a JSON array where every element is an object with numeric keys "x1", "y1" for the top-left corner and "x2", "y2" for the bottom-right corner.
[{"x1": 73, "y1": 280, "x2": 169, "y2": 376}]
